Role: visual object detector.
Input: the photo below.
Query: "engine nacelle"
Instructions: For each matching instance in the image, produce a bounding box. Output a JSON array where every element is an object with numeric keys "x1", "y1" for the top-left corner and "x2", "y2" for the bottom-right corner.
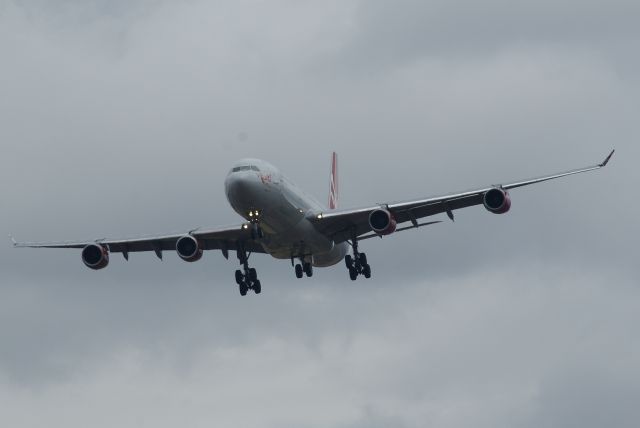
[
  {"x1": 483, "y1": 188, "x2": 511, "y2": 214},
  {"x1": 176, "y1": 235, "x2": 203, "y2": 262},
  {"x1": 82, "y1": 244, "x2": 109, "y2": 270},
  {"x1": 369, "y1": 209, "x2": 397, "y2": 235}
]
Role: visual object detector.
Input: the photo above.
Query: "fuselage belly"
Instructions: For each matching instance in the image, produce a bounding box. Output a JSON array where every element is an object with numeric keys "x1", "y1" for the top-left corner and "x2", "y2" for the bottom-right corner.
[{"x1": 224, "y1": 159, "x2": 347, "y2": 267}]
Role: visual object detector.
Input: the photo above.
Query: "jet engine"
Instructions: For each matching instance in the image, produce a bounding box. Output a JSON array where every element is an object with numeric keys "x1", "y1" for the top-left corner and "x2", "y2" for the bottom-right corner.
[
  {"x1": 176, "y1": 235, "x2": 203, "y2": 262},
  {"x1": 369, "y1": 209, "x2": 397, "y2": 235},
  {"x1": 483, "y1": 188, "x2": 511, "y2": 214},
  {"x1": 82, "y1": 244, "x2": 109, "y2": 270}
]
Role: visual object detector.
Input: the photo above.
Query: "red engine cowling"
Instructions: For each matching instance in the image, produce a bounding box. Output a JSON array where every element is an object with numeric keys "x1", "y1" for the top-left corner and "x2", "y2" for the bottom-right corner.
[
  {"x1": 82, "y1": 244, "x2": 109, "y2": 270},
  {"x1": 369, "y1": 209, "x2": 397, "y2": 235},
  {"x1": 176, "y1": 235, "x2": 203, "y2": 262},
  {"x1": 483, "y1": 188, "x2": 511, "y2": 214}
]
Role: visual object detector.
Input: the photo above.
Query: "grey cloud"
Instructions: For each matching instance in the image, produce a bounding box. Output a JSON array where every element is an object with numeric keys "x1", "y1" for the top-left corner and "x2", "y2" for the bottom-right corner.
[
  {"x1": 340, "y1": 0, "x2": 640, "y2": 71},
  {"x1": 1, "y1": 0, "x2": 639, "y2": 426},
  {"x1": 522, "y1": 367, "x2": 640, "y2": 428},
  {"x1": 2, "y1": 269, "x2": 638, "y2": 427},
  {"x1": 339, "y1": 407, "x2": 408, "y2": 428}
]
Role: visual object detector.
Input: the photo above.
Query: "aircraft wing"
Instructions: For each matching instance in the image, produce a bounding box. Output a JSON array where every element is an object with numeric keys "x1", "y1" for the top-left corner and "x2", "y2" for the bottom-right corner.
[
  {"x1": 11, "y1": 223, "x2": 266, "y2": 259},
  {"x1": 311, "y1": 150, "x2": 615, "y2": 244}
]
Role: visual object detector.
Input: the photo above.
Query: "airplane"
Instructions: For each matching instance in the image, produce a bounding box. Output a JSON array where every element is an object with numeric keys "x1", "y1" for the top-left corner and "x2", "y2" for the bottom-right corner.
[{"x1": 12, "y1": 150, "x2": 615, "y2": 296}]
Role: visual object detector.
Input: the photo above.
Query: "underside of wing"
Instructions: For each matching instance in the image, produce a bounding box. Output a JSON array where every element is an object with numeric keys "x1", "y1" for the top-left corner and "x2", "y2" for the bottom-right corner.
[
  {"x1": 12, "y1": 223, "x2": 266, "y2": 259},
  {"x1": 311, "y1": 150, "x2": 614, "y2": 243},
  {"x1": 312, "y1": 191, "x2": 484, "y2": 243}
]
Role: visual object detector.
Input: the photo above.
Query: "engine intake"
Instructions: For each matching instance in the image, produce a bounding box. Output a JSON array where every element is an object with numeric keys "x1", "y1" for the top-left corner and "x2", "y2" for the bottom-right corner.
[
  {"x1": 176, "y1": 235, "x2": 203, "y2": 262},
  {"x1": 369, "y1": 209, "x2": 397, "y2": 235},
  {"x1": 82, "y1": 244, "x2": 109, "y2": 270},
  {"x1": 483, "y1": 188, "x2": 511, "y2": 214}
]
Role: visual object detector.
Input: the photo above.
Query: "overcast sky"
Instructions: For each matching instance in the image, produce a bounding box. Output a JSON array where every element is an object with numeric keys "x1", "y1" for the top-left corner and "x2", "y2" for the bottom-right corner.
[{"x1": 1, "y1": 0, "x2": 639, "y2": 427}]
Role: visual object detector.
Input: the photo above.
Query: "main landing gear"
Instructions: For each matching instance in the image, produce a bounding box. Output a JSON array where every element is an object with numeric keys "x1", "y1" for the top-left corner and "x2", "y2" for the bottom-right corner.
[
  {"x1": 345, "y1": 238, "x2": 371, "y2": 281},
  {"x1": 293, "y1": 259, "x2": 313, "y2": 279},
  {"x1": 235, "y1": 244, "x2": 261, "y2": 296}
]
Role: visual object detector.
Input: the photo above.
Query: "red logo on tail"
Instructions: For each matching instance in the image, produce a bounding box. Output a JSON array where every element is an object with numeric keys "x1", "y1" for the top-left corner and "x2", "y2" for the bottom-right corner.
[{"x1": 329, "y1": 152, "x2": 338, "y2": 210}]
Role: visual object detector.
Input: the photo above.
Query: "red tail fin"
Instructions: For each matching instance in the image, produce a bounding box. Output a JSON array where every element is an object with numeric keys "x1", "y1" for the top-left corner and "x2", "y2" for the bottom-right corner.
[{"x1": 329, "y1": 152, "x2": 339, "y2": 209}]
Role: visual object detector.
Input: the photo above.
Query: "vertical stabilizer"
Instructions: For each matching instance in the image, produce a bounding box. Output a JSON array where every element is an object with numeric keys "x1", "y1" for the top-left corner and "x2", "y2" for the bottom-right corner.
[{"x1": 329, "y1": 152, "x2": 339, "y2": 210}]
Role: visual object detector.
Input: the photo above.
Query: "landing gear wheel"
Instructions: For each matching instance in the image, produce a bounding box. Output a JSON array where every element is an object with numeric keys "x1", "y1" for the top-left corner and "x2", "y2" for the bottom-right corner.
[
  {"x1": 363, "y1": 264, "x2": 371, "y2": 279},
  {"x1": 345, "y1": 237, "x2": 372, "y2": 280},
  {"x1": 239, "y1": 282, "x2": 248, "y2": 296},
  {"x1": 295, "y1": 263, "x2": 304, "y2": 279},
  {"x1": 359, "y1": 253, "x2": 367, "y2": 266},
  {"x1": 235, "y1": 270, "x2": 244, "y2": 285},
  {"x1": 303, "y1": 262, "x2": 313, "y2": 277},
  {"x1": 345, "y1": 255, "x2": 353, "y2": 269},
  {"x1": 237, "y1": 243, "x2": 262, "y2": 295}
]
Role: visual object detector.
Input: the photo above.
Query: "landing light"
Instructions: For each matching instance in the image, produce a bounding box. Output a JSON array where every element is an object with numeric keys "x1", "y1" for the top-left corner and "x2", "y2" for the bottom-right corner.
[
  {"x1": 249, "y1": 211, "x2": 254, "y2": 217},
  {"x1": 317, "y1": 213, "x2": 323, "y2": 219},
  {"x1": 242, "y1": 224, "x2": 249, "y2": 230}
]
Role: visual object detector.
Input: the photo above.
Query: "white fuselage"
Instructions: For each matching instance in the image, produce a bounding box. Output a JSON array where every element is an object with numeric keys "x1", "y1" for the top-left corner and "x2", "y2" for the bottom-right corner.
[{"x1": 224, "y1": 159, "x2": 348, "y2": 267}]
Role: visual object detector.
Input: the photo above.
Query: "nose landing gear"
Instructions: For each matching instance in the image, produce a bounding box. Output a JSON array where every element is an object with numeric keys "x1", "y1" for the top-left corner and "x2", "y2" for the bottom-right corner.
[
  {"x1": 247, "y1": 209, "x2": 265, "y2": 240},
  {"x1": 250, "y1": 223, "x2": 264, "y2": 240}
]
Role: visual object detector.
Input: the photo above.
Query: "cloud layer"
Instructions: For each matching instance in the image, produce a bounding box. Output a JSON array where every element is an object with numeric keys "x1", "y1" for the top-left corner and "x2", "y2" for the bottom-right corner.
[{"x1": 1, "y1": 1, "x2": 638, "y2": 427}]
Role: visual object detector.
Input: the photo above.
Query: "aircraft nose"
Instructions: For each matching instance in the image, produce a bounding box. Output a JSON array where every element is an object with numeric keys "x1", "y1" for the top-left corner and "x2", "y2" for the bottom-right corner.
[
  {"x1": 227, "y1": 177, "x2": 245, "y2": 196},
  {"x1": 226, "y1": 173, "x2": 258, "y2": 199}
]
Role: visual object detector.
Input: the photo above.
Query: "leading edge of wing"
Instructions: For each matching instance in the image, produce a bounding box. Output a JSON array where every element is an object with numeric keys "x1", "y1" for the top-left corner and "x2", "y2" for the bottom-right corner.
[
  {"x1": 10, "y1": 236, "x2": 89, "y2": 249},
  {"x1": 311, "y1": 149, "x2": 614, "y2": 232},
  {"x1": 503, "y1": 149, "x2": 614, "y2": 190},
  {"x1": 10, "y1": 230, "x2": 189, "y2": 249},
  {"x1": 10, "y1": 223, "x2": 252, "y2": 251}
]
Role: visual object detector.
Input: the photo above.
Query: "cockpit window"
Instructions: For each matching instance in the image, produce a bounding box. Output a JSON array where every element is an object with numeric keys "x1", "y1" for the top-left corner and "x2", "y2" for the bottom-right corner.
[{"x1": 232, "y1": 165, "x2": 261, "y2": 172}]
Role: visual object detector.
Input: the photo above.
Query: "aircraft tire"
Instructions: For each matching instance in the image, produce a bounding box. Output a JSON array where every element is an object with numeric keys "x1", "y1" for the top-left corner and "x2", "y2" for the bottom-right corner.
[
  {"x1": 239, "y1": 282, "x2": 248, "y2": 296},
  {"x1": 345, "y1": 255, "x2": 353, "y2": 269},
  {"x1": 254, "y1": 280, "x2": 262, "y2": 294},
  {"x1": 249, "y1": 268, "x2": 258, "y2": 281},
  {"x1": 235, "y1": 270, "x2": 244, "y2": 285},
  {"x1": 304, "y1": 262, "x2": 313, "y2": 277},
  {"x1": 363, "y1": 264, "x2": 371, "y2": 279},
  {"x1": 360, "y1": 253, "x2": 367, "y2": 266},
  {"x1": 295, "y1": 264, "x2": 304, "y2": 279},
  {"x1": 349, "y1": 267, "x2": 358, "y2": 281}
]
